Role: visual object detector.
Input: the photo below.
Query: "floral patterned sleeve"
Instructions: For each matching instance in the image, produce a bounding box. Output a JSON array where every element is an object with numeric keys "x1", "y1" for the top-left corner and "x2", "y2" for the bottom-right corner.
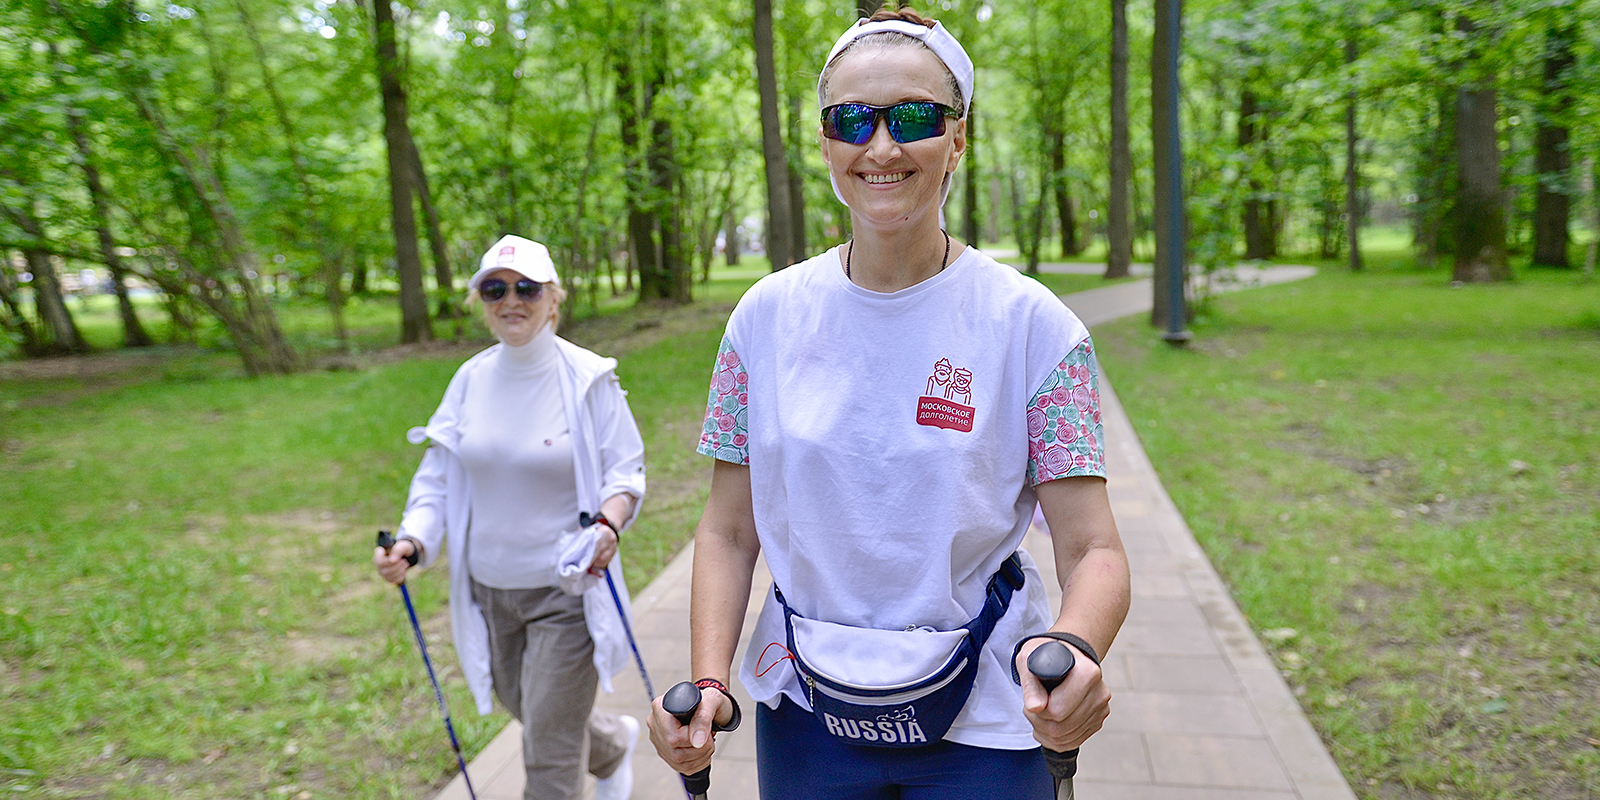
[
  {"x1": 1027, "y1": 338, "x2": 1106, "y2": 484},
  {"x1": 697, "y1": 335, "x2": 750, "y2": 465}
]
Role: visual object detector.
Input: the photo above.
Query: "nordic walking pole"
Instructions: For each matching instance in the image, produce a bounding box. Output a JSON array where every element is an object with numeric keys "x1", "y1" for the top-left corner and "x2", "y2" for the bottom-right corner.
[
  {"x1": 1028, "y1": 640, "x2": 1079, "y2": 800},
  {"x1": 662, "y1": 681, "x2": 712, "y2": 800},
  {"x1": 376, "y1": 531, "x2": 478, "y2": 800},
  {"x1": 580, "y1": 512, "x2": 656, "y2": 701}
]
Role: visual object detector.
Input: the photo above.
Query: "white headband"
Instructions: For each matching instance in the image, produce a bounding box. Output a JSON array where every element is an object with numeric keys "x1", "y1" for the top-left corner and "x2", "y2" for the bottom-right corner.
[
  {"x1": 817, "y1": 18, "x2": 975, "y2": 209},
  {"x1": 818, "y1": 19, "x2": 974, "y2": 116}
]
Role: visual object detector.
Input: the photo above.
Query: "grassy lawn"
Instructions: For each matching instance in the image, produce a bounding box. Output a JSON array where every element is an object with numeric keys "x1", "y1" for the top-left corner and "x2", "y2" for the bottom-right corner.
[
  {"x1": 0, "y1": 283, "x2": 742, "y2": 797},
  {"x1": 13, "y1": 237, "x2": 1591, "y2": 798},
  {"x1": 1094, "y1": 263, "x2": 1600, "y2": 799}
]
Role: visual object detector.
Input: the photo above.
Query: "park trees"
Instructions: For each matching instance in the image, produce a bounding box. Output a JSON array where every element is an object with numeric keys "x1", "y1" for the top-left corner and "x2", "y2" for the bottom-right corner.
[{"x1": 1, "y1": 0, "x2": 1597, "y2": 366}]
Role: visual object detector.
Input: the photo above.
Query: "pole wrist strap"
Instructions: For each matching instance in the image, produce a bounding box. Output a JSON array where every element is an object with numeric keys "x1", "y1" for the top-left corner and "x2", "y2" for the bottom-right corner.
[
  {"x1": 1010, "y1": 632, "x2": 1101, "y2": 685},
  {"x1": 694, "y1": 678, "x2": 742, "y2": 733}
]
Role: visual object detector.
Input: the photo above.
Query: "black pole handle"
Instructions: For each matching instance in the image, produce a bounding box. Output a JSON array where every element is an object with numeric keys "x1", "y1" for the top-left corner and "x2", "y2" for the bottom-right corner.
[
  {"x1": 663, "y1": 681, "x2": 712, "y2": 797},
  {"x1": 1028, "y1": 640, "x2": 1081, "y2": 797},
  {"x1": 377, "y1": 530, "x2": 418, "y2": 568}
]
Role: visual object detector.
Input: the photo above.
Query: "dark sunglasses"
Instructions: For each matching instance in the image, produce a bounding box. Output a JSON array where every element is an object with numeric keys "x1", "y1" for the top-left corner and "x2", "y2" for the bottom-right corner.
[
  {"x1": 479, "y1": 278, "x2": 544, "y2": 303},
  {"x1": 821, "y1": 101, "x2": 961, "y2": 145}
]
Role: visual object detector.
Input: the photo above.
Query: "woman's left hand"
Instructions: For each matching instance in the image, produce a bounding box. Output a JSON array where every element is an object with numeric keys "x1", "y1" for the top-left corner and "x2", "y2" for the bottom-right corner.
[
  {"x1": 1015, "y1": 639, "x2": 1112, "y2": 752},
  {"x1": 586, "y1": 522, "x2": 618, "y2": 575}
]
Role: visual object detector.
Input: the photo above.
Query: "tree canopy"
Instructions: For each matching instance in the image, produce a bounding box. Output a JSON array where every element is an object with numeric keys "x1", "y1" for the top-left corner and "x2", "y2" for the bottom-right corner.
[{"x1": 1, "y1": 0, "x2": 1595, "y2": 367}]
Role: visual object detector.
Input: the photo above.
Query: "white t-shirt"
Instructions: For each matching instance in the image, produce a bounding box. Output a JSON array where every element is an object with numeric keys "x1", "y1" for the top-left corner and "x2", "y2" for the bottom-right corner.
[
  {"x1": 697, "y1": 245, "x2": 1105, "y2": 749},
  {"x1": 459, "y1": 326, "x2": 580, "y2": 589}
]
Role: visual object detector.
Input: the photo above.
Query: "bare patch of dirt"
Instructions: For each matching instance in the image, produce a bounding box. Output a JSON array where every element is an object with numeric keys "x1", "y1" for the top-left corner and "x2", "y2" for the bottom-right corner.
[
  {"x1": 0, "y1": 348, "x2": 177, "y2": 382},
  {"x1": 285, "y1": 633, "x2": 363, "y2": 665}
]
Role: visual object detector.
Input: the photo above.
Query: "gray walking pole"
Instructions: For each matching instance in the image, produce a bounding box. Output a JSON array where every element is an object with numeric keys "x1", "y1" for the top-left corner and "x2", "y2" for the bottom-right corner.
[
  {"x1": 662, "y1": 681, "x2": 712, "y2": 800},
  {"x1": 376, "y1": 531, "x2": 478, "y2": 800},
  {"x1": 1028, "y1": 640, "x2": 1079, "y2": 800}
]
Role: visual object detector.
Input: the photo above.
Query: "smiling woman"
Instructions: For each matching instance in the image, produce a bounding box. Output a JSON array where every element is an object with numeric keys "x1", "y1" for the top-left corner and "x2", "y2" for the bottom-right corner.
[
  {"x1": 645, "y1": 8, "x2": 1130, "y2": 800},
  {"x1": 374, "y1": 234, "x2": 647, "y2": 800}
]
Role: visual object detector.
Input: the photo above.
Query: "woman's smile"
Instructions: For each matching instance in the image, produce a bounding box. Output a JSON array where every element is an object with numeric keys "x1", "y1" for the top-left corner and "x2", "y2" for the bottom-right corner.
[{"x1": 861, "y1": 170, "x2": 913, "y2": 186}]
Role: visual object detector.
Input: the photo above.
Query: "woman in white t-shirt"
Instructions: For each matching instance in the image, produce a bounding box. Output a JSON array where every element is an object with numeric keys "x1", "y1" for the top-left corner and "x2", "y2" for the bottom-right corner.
[
  {"x1": 373, "y1": 235, "x2": 646, "y2": 800},
  {"x1": 647, "y1": 8, "x2": 1130, "y2": 799}
]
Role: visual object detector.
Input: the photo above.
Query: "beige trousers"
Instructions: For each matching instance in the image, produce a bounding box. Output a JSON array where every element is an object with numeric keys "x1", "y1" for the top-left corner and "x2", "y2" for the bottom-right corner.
[{"x1": 471, "y1": 581, "x2": 630, "y2": 800}]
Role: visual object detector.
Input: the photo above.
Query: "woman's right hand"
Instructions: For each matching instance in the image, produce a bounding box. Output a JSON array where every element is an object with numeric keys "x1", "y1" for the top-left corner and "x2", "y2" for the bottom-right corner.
[
  {"x1": 646, "y1": 686, "x2": 726, "y2": 776},
  {"x1": 373, "y1": 539, "x2": 416, "y2": 585}
]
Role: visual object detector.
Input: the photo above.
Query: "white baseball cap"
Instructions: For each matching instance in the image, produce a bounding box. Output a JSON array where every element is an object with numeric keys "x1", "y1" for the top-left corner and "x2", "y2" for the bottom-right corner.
[{"x1": 469, "y1": 234, "x2": 560, "y2": 290}]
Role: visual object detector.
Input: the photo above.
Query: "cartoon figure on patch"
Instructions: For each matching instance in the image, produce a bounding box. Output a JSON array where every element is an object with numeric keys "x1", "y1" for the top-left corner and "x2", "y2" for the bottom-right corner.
[
  {"x1": 948, "y1": 368, "x2": 972, "y2": 404},
  {"x1": 916, "y1": 359, "x2": 977, "y2": 433},
  {"x1": 927, "y1": 358, "x2": 954, "y2": 396}
]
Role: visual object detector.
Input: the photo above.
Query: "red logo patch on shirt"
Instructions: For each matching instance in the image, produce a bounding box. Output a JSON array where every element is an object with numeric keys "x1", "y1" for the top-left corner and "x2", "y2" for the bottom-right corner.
[{"x1": 917, "y1": 358, "x2": 975, "y2": 432}]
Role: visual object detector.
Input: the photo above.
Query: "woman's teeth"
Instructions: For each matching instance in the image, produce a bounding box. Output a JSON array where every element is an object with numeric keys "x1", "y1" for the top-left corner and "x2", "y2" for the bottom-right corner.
[{"x1": 863, "y1": 172, "x2": 910, "y2": 184}]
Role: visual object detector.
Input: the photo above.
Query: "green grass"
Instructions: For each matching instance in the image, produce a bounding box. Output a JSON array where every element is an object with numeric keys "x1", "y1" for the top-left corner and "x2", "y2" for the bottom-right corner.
[
  {"x1": 1094, "y1": 265, "x2": 1600, "y2": 799},
  {"x1": 0, "y1": 286, "x2": 741, "y2": 797},
  {"x1": 13, "y1": 240, "x2": 1599, "y2": 797}
]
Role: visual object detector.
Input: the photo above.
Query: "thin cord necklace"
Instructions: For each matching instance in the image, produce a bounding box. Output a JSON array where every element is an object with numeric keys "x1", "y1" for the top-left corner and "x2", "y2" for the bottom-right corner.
[{"x1": 846, "y1": 230, "x2": 951, "y2": 283}]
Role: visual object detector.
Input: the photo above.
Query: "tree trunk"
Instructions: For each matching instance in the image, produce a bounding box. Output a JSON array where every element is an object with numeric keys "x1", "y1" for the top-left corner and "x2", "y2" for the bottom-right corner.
[
  {"x1": 754, "y1": 0, "x2": 795, "y2": 270},
  {"x1": 962, "y1": 100, "x2": 980, "y2": 245},
  {"x1": 8, "y1": 205, "x2": 88, "y2": 355},
  {"x1": 1050, "y1": 126, "x2": 1079, "y2": 257},
  {"x1": 787, "y1": 94, "x2": 809, "y2": 263},
  {"x1": 1008, "y1": 167, "x2": 1027, "y2": 270},
  {"x1": 409, "y1": 144, "x2": 456, "y2": 315},
  {"x1": 614, "y1": 32, "x2": 657, "y2": 298},
  {"x1": 1532, "y1": 24, "x2": 1574, "y2": 268},
  {"x1": 1151, "y1": 0, "x2": 1188, "y2": 331},
  {"x1": 1240, "y1": 90, "x2": 1271, "y2": 260},
  {"x1": 1344, "y1": 35, "x2": 1362, "y2": 272},
  {"x1": 1587, "y1": 156, "x2": 1598, "y2": 278},
  {"x1": 350, "y1": 254, "x2": 369, "y2": 295},
  {"x1": 1030, "y1": 176, "x2": 1048, "y2": 274},
  {"x1": 52, "y1": 40, "x2": 151, "y2": 348},
  {"x1": 1415, "y1": 88, "x2": 1455, "y2": 264},
  {"x1": 372, "y1": 0, "x2": 432, "y2": 342},
  {"x1": 1106, "y1": 0, "x2": 1132, "y2": 278},
  {"x1": 725, "y1": 208, "x2": 742, "y2": 266},
  {"x1": 1451, "y1": 16, "x2": 1508, "y2": 283},
  {"x1": 571, "y1": 81, "x2": 606, "y2": 303},
  {"x1": 0, "y1": 256, "x2": 42, "y2": 355},
  {"x1": 639, "y1": 15, "x2": 689, "y2": 303}
]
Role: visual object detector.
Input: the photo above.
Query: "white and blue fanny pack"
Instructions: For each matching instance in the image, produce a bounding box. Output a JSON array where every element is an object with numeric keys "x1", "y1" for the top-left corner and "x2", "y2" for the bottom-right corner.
[{"x1": 775, "y1": 553, "x2": 1025, "y2": 748}]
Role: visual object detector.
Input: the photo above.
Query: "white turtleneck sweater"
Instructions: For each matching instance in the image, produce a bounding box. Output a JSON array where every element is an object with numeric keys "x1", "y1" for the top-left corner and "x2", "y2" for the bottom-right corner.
[{"x1": 458, "y1": 323, "x2": 580, "y2": 589}]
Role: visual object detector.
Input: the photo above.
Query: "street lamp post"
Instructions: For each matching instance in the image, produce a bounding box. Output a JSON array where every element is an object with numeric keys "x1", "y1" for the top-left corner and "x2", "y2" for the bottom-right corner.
[{"x1": 1152, "y1": 0, "x2": 1191, "y2": 344}]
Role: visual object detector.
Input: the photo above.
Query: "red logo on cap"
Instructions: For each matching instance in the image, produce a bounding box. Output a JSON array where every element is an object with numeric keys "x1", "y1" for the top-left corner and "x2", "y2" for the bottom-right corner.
[{"x1": 497, "y1": 245, "x2": 516, "y2": 266}]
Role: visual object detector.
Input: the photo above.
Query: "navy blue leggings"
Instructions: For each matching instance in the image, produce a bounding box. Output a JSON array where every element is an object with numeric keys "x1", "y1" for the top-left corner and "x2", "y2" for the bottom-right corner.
[{"x1": 755, "y1": 697, "x2": 1055, "y2": 800}]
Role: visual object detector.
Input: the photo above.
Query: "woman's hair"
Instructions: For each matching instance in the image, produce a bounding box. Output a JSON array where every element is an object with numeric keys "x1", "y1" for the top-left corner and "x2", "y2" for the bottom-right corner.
[
  {"x1": 818, "y1": 6, "x2": 963, "y2": 113},
  {"x1": 866, "y1": 5, "x2": 936, "y2": 26}
]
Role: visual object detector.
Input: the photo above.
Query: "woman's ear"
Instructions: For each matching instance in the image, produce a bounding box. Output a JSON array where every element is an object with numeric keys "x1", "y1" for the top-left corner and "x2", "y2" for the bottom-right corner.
[{"x1": 946, "y1": 116, "x2": 967, "y2": 174}]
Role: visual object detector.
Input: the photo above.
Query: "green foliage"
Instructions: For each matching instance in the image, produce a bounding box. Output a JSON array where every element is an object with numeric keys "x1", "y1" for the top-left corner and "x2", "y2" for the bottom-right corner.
[{"x1": 1097, "y1": 263, "x2": 1600, "y2": 798}]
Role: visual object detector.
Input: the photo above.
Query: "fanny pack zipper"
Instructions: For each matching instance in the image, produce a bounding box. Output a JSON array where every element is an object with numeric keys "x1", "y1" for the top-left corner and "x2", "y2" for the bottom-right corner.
[{"x1": 803, "y1": 656, "x2": 970, "y2": 706}]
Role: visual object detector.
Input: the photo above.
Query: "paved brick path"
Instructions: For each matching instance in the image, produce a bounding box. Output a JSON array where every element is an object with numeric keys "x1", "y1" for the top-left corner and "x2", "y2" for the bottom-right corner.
[{"x1": 434, "y1": 265, "x2": 1355, "y2": 800}]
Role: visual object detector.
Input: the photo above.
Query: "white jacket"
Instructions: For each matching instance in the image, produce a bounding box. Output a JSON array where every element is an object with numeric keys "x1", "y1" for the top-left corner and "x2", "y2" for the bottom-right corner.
[{"x1": 397, "y1": 337, "x2": 648, "y2": 715}]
